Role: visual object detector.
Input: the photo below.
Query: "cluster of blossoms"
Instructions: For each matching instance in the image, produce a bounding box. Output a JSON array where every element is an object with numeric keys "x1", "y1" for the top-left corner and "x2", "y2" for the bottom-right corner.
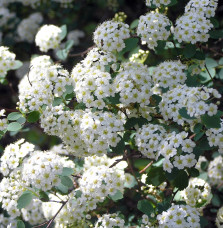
[
  {"x1": 0, "y1": 109, "x2": 8, "y2": 131},
  {"x1": 17, "y1": 12, "x2": 43, "y2": 43},
  {"x1": 185, "y1": 0, "x2": 218, "y2": 18},
  {"x1": 22, "y1": 151, "x2": 75, "y2": 191},
  {"x1": 157, "y1": 204, "x2": 200, "y2": 227},
  {"x1": 0, "y1": 7, "x2": 15, "y2": 27},
  {"x1": 136, "y1": 124, "x2": 196, "y2": 172},
  {"x1": 206, "y1": 120, "x2": 223, "y2": 153},
  {"x1": 0, "y1": 46, "x2": 17, "y2": 78},
  {"x1": 40, "y1": 106, "x2": 124, "y2": 157},
  {"x1": 114, "y1": 62, "x2": 153, "y2": 106},
  {"x1": 145, "y1": 0, "x2": 171, "y2": 7},
  {"x1": 159, "y1": 85, "x2": 221, "y2": 125},
  {"x1": 93, "y1": 20, "x2": 130, "y2": 52},
  {"x1": 18, "y1": 56, "x2": 71, "y2": 113},
  {"x1": 35, "y1": 24, "x2": 64, "y2": 52},
  {"x1": 152, "y1": 60, "x2": 187, "y2": 89},
  {"x1": 0, "y1": 214, "x2": 17, "y2": 228},
  {"x1": 67, "y1": 29, "x2": 85, "y2": 45},
  {"x1": 174, "y1": 0, "x2": 217, "y2": 44},
  {"x1": 129, "y1": 49, "x2": 149, "y2": 63},
  {"x1": 181, "y1": 178, "x2": 212, "y2": 207},
  {"x1": 137, "y1": 12, "x2": 171, "y2": 50},
  {"x1": 208, "y1": 155, "x2": 223, "y2": 186},
  {"x1": 94, "y1": 213, "x2": 125, "y2": 228},
  {"x1": 0, "y1": 139, "x2": 34, "y2": 176},
  {"x1": 216, "y1": 206, "x2": 223, "y2": 228}
]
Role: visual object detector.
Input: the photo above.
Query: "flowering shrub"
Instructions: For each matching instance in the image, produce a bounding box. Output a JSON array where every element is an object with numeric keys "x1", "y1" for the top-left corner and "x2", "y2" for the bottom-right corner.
[{"x1": 0, "y1": 0, "x2": 223, "y2": 227}]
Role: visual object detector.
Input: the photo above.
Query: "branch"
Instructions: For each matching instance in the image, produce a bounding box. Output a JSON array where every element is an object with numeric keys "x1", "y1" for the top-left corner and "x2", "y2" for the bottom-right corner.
[
  {"x1": 69, "y1": 45, "x2": 95, "y2": 57},
  {"x1": 204, "y1": 64, "x2": 214, "y2": 81},
  {"x1": 139, "y1": 161, "x2": 153, "y2": 174}
]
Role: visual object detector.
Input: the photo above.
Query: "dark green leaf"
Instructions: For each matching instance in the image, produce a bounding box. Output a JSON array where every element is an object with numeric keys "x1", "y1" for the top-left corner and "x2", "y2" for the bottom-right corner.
[
  {"x1": 183, "y1": 44, "x2": 196, "y2": 58},
  {"x1": 27, "y1": 111, "x2": 40, "y2": 123},
  {"x1": 60, "y1": 25, "x2": 67, "y2": 40},
  {"x1": 205, "y1": 58, "x2": 218, "y2": 68},
  {"x1": 137, "y1": 200, "x2": 154, "y2": 216},
  {"x1": 104, "y1": 93, "x2": 120, "y2": 105},
  {"x1": 75, "y1": 190, "x2": 82, "y2": 198},
  {"x1": 124, "y1": 117, "x2": 148, "y2": 129},
  {"x1": 200, "y1": 216, "x2": 209, "y2": 228},
  {"x1": 201, "y1": 114, "x2": 221, "y2": 129},
  {"x1": 7, "y1": 112, "x2": 23, "y2": 121},
  {"x1": 146, "y1": 167, "x2": 166, "y2": 186},
  {"x1": 209, "y1": 29, "x2": 223, "y2": 39},
  {"x1": 17, "y1": 191, "x2": 33, "y2": 209},
  {"x1": 187, "y1": 167, "x2": 199, "y2": 177},
  {"x1": 110, "y1": 137, "x2": 125, "y2": 155},
  {"x1": 149, "y1": 94, "x2": 162, "y2": 107},
  {"x1": 110, "y1": 190, "x2": 123, "y2": 201},
  {"x1": 194, "y1": 51, "x2": 205, "y2": 60},
  {"x1": 60, "y1": 176, "x2": 73, "y2": 188},
  {"x1": 119, "y1": 38, "x2": 139, "y2": 55},
  {"x1": 61, "y1": 167, "x2": 74, "y2": 176},
  {"x1": 193, "y1": 123, "x2": 203, "y2": 134},
  {"x1": 212, "y1": 194, "x2": 221, "y2": 207},
  {"x1": 210, "y1": 18, "x2": 219, "y2": 28},
  {"x1": 179, "y1": 107, "x2": 196, "y2": 120},
  {"x1": 173, "y1": 170, "x2": 189, "y2": 190},
  {"x1": 194, "y1": 132, "x2": 204, "y2": 141},
  {"x1": 17, "y1": 220, "x2": 25, "y2": 228},
  {"x1": 7, "y1": 122, "x2": 22, "y2": 131},
  {"x1": 157, "y1": 197, "x2": 172, "y2": 213},
  {"x1": 53, "y1": 97, "x2": 63, "y2": 106},
  {"x1": 39, "y1": 191, "x2": 49, "y2": 202}
]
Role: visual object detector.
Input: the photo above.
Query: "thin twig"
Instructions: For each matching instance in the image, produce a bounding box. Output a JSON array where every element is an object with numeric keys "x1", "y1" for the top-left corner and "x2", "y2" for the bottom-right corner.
[
  {"x1": 189, "y1": 134, "x2": 195, "y2": 139},
  {"x1": 69, "y1": 45, "x2": 95, "y2": 57},
  {"x1": 139, "y1": 161, "x2": 153, "y2": 174},
  {"x1": 0, "y1": 107, "x2": 18, "y2": 112},
  {"x1": 199, "y1": 45, "x2": 223, "y2": 57},
  {"x1": 27, "y1": 65, "x2": 33, "y2": 86},
  {"x1": 204, "y1": 64, "x2": 214, "y2": 81}
]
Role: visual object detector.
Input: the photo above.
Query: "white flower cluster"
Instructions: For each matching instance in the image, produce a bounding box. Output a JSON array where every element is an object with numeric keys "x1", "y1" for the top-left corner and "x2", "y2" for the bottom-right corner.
[
  {"x1": 195, "y1": 156, "x2": 207, "y2": 172},
  {"x1": 145, "y1": 0, "x2": 171, "y2": 8},
  {"x1": 0, "y1": 8, "x2": 15, "y2": 27},
  {"x1": 0, "y1": 169, "x2": 26, "y2": 218},
  {"x1": 129, "y1": 49, "x2": 149, "y2": 63},
  {"x1": 206, "y1": 120, "x2": 223, "y2": 153},
  {"x1": 0, "y1": 109, "x2": 8, "y2": 131},
  {"x1": 95, "y1": 213, "x2": 125, "y2": 228},
  {"x1": 18, "y1": 58, "x2": 71, "y2": 112},
  {"x1": 216, "y1": 206, "x2": 223, "y2": 228},
  {"x1": 17, "y1": 12, "x2": 43, "y2": 43},
  {"x1": 185, "y1": 0, "x2": 218, "y2": 18},
  {"x1": 114, "y1": 62, "x2": 153, "y2": 106},
  {"x1": 40, "y1": 106, "x2": 124, "y2": 157},
  {"x1": 208, "y1": 155, "x2": 223, "y2": 186},
  {"x1": 141, "y1": 214, "x2": 153, "y2": 228},
  {"x1": 18, "y1": 0, "x2": 41, "y2": 8},
  {"x1": 67, "y1": 29, "x2": 85, "y2": 45},
  {"x1": 159, "y1": 85, "x2": 221, "y2": 125},
  {"x1": 137, "y1": 12, "x2": 171, "y2": 50},
  {"x1": 21, "y1": 199, "x2": 45, "y2": 225},
  {"x1": 157, "y1": 204, "x2": 200, "y2": 227},
  {"x1": 0, "y1": 214, "x2": 17, "y2": 228},
  {"x1": 152, "y1": 60, "x2": 187, "y2": 89},
  {"x1": 174, "y1": 0, "x2": 215, "y2": 44},
  {"x1": 136, "y1": 124, "x2": 196, "y2": 172},
  {"x1": 79, "y1": 165, "x2": 125, "y2": 199},
  {"x1": 0, "y1": 138, "x2": 34, "y2": 176},
  {"x1": 0, "y1": 46, "x2": 17, "y2": 77},
  {"x1": 22, "y1": 151, "x2": 74, "y2": 191},
  {"x1": 93, "y1": 20, "x2": 130, "y2": 52},
  {"x1": 35, "y1": 25, "x2": 63, "y2": 52},
  {"x1": 181, "y1": 177, "x2": 212, "y2": 207}
]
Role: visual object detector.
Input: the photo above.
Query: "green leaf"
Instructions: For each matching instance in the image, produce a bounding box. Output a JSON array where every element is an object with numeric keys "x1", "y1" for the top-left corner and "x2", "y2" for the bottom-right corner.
[
  {"x1": 157, "y1": 197, "x2": 172, "y2": 213},
  {"x1": 65, "y1": 40, "x2": 74, "y2": 50},
  {"x1": 53, "y1": 97, "x2": 63, "y2": 106},
  {"x1": 27, "y1": 111, "x2": 40, "y2": 123},
  {"x1": 65, "y1": 85, "x2": 74, "y2": 94},
  {"x1": 194, "y1": 132, "x2": 204, "y2": 141},
  {"x1": 205, "y1": 58, "x2": 218, "y2": 68},
  {"x1": 109, "y1": 190, "x2": 123, "y2": 201},
  {"x1": 56, "y1": 183, "x2": 68, "y2": 194},
  {"x1": 179, "y1": 107, "x2": 196, "y2": 120},
  {"x1": 11, "y1": 60, "x2": 23, "y2": 70},
  {"x1": 17, "y1": 220, "x2": 25, "y2": 228},
  {"x1": 17, "y1": 191, "x2": 33, "y2": 209},
  {"x1": 183, "y1": 44, "x2": 196, "y2": 58},
  {"x1": 56, "y1": 49, "x2": 68, "y2": 61},
  {"x1": 7, "y1": 122, "x2": 22, "y2": 131},
  {"x1": 193, "y1": 123, "x2": 203, "y2": 134},
  {"x1": 199, "y1": 68, "x2": 215, "y2": 83},
  {"x1": 130, "y1": 19, "x2": 139, "y2": 29},
  {"x1": 168, "y1": 0, "x2": 177, "y2": 6},
  {"x1": 60, "y1": 176, "x2": 73, "y2": 188},
  {"x1": 39, "y1": 191, "x2": 49, "y2": 202},
  {"x1": 173, "y1": 170, "x2": 189, "y2": 190},
  {"x1": 209, "y1": 29, "x2": 223, "y2": 39},
  {"x1": 7, "y1": 112, "x2": 23, "y2": 121},
  {"x1": 187, "y1": 167, "x2": 199, "y2": 177},
  {"x1": 61, "y1": 167, "x2": 74, "y2": 176},
  {"x1": 149, "y1": 94, "x2": 162, "y2": 107},
  {"x1": 212, "y1": 194, "x2": 221, "y2": 207},
  {"x1": 146, "y1": 167, "x2": 166, "y2": 186},
  {"x1": 200, "y1": 216, "x2": 209, "y2": 228},
  {"x1": 194, "y1": 51, "x2": 205, "y2": 60},
  {"x1": 155, "y1": 40, "x2": 166, "y2": 53},
  {"x1": 201, "y1": 114, "x2": 221, "y2": 129},
  {"x1": 137, "y1": 200, "x2": 154, "y2": 216},
  {"x1": 104, "y1": 93, "x2": 120, "y2": 105},
  {"x1": 210, "y1": 18, "x2": 219, "y2": 28},
  {"x1": 124, "y1": 117, "x2": 148, "y2": 130},
  {"x1": 60, "y1": 25, "x2": 67, "y2": 40},
  {"x1": 119, "y1": 38, "x2": 139, "y2": 55},
  {"x1": 110, "y1": 137, "x2": 125, "y2": 155}
]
